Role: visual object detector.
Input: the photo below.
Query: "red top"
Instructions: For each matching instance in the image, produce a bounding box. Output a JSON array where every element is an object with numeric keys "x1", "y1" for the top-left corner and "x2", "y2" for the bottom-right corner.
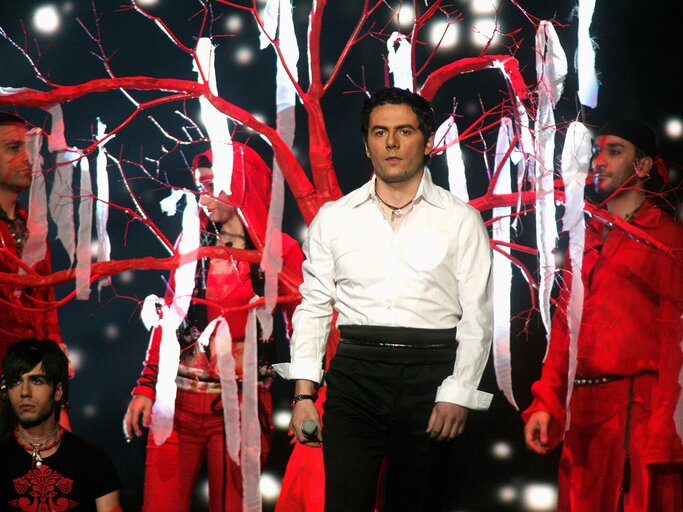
[
  {"x1": 523, "y1": 200, "x2": 683, "y2": 465},
  {"x1": 133, "y1": 142, "x2": 304, "y2": 398},
  {"x1": 0, "y1": 204, "x2": 64, "y2": 367}
]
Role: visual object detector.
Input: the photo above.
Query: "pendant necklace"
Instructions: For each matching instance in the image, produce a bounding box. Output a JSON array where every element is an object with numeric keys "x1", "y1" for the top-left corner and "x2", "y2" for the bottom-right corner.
[
  {"x1": 15, "y1": 425, "x2": 64, "y2": 468},
  {"x1": 375, "y1": 192, "x2": 413, "y2": 222}
]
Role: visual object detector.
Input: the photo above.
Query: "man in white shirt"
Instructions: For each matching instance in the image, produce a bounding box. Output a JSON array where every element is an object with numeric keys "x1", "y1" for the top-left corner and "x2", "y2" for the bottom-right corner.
[{"x1": 275, "y1": 87, "x2": 493, "y2": 511}]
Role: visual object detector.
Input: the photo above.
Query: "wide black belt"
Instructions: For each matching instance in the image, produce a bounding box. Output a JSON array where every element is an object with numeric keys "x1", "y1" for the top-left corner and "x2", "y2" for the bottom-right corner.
[{"x1": 339, "y1": 324, "x2": 457, "y2": 349}]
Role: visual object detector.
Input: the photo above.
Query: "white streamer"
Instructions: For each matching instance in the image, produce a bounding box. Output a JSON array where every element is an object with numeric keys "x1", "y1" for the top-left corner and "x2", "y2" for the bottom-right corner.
[
  {"x1": 387, "y1": 32, "x2": 413, "y2": 91},
  {"x1": 434, "y1": 117, "x2": 468, "y2": 202},
  {"x1": 49, "y1": 150, "x2": 76, "y2": 266},
  {"x1": 492, "y1": 117, "x2": 517, "y2": 409},
  {"x1": 21, "y1": 129, "x2": 48, "y2": 272},
  {"x1": 560, "y1": 121, "x2": 591, "y2": 429},
  {"x1": 95, "y1": 119, "x2": 112, "y2": 291},
  {"x1": 534, "y1": 20, "x2": 567, "y2": 345},
  {"x1": 576, "y1": 0, "x2": 598, "y2": 108},
  {"x1": 194, "y1": 37, "x2": 233, "y2": 198},
  {"x1": 241, "y1": 305, "x2": 263, "y2": 512},
  {"x1": 75, "y1": 155, "x2": 92, "y2": 300},
  {"x1": 151, "y1": 193, "x2": 200, "y2": 445}
]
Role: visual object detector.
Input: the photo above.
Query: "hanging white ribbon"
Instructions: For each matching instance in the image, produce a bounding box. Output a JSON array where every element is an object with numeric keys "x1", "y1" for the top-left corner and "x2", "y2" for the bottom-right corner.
[
  {"x1": 194, "y1": 37, "x2": 233, "y2": 197},
  {"x1": 434, "y1": 117, "x2": 468, "y2": 202},
  {"x1": 95, "y1": 119, "x2": 112, "y2": 291},
  {"x1": 534, "y1": 20, "x2": 567, "y2": 345},
  {"x1": 492, "y1": 117, "x2": 517, "y2": 409},
  {"x1": 241, "y1": 303, "x2": 264, "y2": 512},
  {"x1": 260, "y1": 0, "x2": 300, "y2": 326},
  {"x1": 576, "y1": 0, "x2": 598, "y2": 108},
  {"x1": 203, "y1": 317, "x2": 241, "y2": 463},
  {"x1": 151, "y1": 192, "x2": 200, "y2": 445},
  {"x1": 387, "y1": 32, "x2": 413, "y2": 91},
  {"x1": 75, "y1": 155, "x2": 92, "y2": 300},
  {"x1": 49, "y1": 150, "x2": 76, "y2": 266},
  {"x1": 21, "y1": 129, "x2": 48, "y2": 272},
  {"x1": 140, "y1": 294, "x2": 163, "y2": 331},
  {"x1": 536, "y1": 21, "x2": 567, "y2": 106},
  {"x1": 559, "y1": 121, "x2": 591, "y2": 429}
]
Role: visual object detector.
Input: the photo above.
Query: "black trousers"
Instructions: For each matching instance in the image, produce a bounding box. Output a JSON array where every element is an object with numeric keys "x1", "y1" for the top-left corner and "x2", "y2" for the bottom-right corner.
[{"x1": 323, "y1": 325, "x2": 458, "y2": 512}]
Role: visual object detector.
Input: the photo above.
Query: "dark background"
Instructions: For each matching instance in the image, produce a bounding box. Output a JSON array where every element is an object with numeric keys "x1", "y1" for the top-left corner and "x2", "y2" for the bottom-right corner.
[{"x1": 1, "y1": 1, "x2": 681, "y2": 510}]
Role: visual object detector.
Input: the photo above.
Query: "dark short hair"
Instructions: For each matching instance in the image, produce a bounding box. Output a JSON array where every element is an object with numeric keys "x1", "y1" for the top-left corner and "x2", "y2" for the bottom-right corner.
[
  {"x1": 361, "y1": 88, "x2": 436, "y2": 163},
  {"x1": 1, "y1": 339, "x2": 69, "y2": 437},
  {"x1": 0, "y1": 111, "x2": 27, "y2": 128}
]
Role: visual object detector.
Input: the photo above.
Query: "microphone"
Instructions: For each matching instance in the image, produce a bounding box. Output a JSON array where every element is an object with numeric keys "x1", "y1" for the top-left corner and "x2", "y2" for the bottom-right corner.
[{"x1": 301, "y1": 419, "x2": 319, "y2": 441}]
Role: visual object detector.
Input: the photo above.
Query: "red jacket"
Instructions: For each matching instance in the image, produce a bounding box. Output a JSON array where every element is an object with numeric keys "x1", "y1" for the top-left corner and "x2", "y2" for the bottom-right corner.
[{"x1": 0, "y1": 203, "x2": 63, "y2": 366}]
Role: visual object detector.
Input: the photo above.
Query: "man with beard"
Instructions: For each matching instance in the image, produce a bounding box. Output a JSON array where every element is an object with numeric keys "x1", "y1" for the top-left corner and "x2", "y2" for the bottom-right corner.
[
  {"x1": 0, "y1": 339, "x2": 121, "y2": 511},
  {"x1": 0, "y1": 112, "x2": 65, "y2": 372},
  {"x1": 523, "y1": 120, "x2": 683, "y2": 511}
]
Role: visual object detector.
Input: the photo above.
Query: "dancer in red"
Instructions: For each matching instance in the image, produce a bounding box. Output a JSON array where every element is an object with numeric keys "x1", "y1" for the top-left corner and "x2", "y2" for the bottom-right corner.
[
  {"x1": 0, "y1": 113, "x2": 64, "y2": 369},
  {"x1": 124, "y1": 144, "x2": 304, "y2": 512},
  {"x1": 524, "y1": 120, "x2": 683, "y2": 511}
]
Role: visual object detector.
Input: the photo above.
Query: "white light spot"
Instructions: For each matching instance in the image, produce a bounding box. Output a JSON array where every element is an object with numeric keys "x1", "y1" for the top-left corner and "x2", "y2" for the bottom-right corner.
[
  {"x1": 118, "y1": 270, "x2": 134, "y2": 284},
  {"x1": 665, "y1": 118, "x2": 683, "y2": 139},
  {"x1": 491, "y1": 440, "x2": 513, "y2": 459},
  {"x1": 33, "y1": 5, "x2": 60, "y2": 34},
  {"x1": 522, "y1": 483, "x2": 558, "y2": 511},
  {"x1": 397, "y1": 5, "x2": 415, "y2": 29},
  {"x1": 235, "y1": 46, "x2": 254, "y2": 65},
  {"x1": 82, "y1": 403, "x2": 97, "y2": 418},
  {"x1": 471, "y1": 0, "x2": 499, "y2": 14},
  {"x1": 67, "y1": 348, "x2": 83, "y2": 372},
  {"x1": 472, "y1": 18, "x2": 499, "y2": 47},
  {"x1": 260, "y1": 472, "x2": 281, "y2": 502},
  {"x1": 104, "y1": 324, "x2": 120, "y2": 340},
  {"x1": 136, "y1": 0, "x2": 159, "y2": 6},
  {"x1": 199, "y1": 478, "x2": 209, "y2": 504},
  {"x1": 273, "y1": 409, "x2": 292, "y2": 430},
  {"x1": 226, "y1": 15, "x2": 243, "y2": 33},
  {"x1": 429, "y1": 20, "x2": 460, "y2": 49},
  {"x1": 498, "y1": 485, "x2": 517, "y2": 503}
]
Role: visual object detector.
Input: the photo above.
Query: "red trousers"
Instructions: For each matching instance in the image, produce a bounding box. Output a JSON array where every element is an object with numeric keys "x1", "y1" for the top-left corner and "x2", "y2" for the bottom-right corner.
[{"x1": 142, "y1": 387, "x2": 272, "y2": 512}]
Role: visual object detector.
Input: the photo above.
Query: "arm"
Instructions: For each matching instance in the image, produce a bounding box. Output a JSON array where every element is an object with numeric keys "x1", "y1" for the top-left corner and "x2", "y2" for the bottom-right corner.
[
  {"x1": 274, "y1": 209, "x2": 336, "y2": 444},
  {"x1": 95, "y1": 490, "x2": 122, "y2": 512},
  {"x1": 123, "y1": 322, "x2": 163, "y2": 440},
  {"x1": 433, "y1": 211, "x2": 493, "y2": 417}
]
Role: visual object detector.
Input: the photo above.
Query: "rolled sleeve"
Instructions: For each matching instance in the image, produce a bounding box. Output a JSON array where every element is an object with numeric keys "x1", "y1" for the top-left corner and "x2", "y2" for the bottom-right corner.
[{"x1": 435, "y1": 377, "x2": 493, "y2": 410}]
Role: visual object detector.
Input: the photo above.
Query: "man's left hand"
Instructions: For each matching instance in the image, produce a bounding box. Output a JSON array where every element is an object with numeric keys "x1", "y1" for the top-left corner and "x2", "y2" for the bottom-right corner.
[{"x1": 426, "y1": 402, "x2": 469, "y2": 441}]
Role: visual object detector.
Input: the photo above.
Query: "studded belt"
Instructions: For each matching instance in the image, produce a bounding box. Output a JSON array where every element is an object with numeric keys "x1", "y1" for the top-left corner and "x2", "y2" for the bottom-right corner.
[
  {"x1": 574, "y1": 374, "x2": 625, "y2": 386},
  {"x1": 574, "y1": 370, "x2": 657, "y2": 386}
]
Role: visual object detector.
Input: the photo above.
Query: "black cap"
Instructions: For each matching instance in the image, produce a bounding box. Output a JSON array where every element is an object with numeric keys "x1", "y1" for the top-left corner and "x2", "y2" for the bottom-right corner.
[{"x1": 596, "y1": 120, "x2": 658, "y2": 158}]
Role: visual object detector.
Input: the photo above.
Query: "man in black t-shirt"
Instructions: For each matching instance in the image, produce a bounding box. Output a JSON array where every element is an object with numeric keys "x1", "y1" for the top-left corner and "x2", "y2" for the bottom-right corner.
[{"x1": 0, "y1": 338, "x2": 121, "y2": 511}]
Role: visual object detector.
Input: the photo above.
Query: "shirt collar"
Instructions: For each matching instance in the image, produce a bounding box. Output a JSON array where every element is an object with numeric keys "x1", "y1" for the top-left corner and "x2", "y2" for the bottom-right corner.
[{"x1": 350, "y1": 167, "x2": 446, "y2": 209}]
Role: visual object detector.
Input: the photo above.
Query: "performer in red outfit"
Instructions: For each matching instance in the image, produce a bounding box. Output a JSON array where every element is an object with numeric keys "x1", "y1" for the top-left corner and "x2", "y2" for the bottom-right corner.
[
  {"x1": 523, "y1": 120, "x2": 683, "y2": 511},
  {"x1": 0, "y1": 112, "x2": 63, "y2": 368},
  {"x1": 123, "y1": 144, "x2": 304, "y2": 512}
]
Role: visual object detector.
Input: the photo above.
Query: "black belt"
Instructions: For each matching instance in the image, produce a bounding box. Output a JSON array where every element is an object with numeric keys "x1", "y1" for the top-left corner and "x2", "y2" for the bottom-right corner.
[
  {"x1": 574, "y1": 370, "x2": 657, "y2": 386},
  {"x1": 338, "y1": 325, "x2": 456, "y2": 347}
]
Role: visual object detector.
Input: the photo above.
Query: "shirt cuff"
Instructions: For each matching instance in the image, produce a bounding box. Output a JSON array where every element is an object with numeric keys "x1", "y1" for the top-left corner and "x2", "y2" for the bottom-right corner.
[
  {"x1": 273, "y1": 360, "x2": 325, "y2": 384},
  {"x1": 435, "y1": 380, "x2": 493, "y2": 410}
]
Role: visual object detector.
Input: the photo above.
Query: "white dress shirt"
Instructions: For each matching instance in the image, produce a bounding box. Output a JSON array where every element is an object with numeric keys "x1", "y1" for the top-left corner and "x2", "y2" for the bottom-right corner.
[{"x1": 274, "y1": 168, "x2": 493, "y2": 410}]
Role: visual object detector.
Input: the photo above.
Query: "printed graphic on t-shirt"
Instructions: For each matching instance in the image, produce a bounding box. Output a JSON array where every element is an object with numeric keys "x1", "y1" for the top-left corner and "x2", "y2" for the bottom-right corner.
[{"x1": 10, "y1": 465, "x2": 79, "y2": 511}]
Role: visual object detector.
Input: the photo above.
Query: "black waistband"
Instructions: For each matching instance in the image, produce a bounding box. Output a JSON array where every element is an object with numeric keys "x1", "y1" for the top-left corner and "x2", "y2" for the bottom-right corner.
[{"x1": 338, "y1": 325, "x2": 457, "y2": 347}]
